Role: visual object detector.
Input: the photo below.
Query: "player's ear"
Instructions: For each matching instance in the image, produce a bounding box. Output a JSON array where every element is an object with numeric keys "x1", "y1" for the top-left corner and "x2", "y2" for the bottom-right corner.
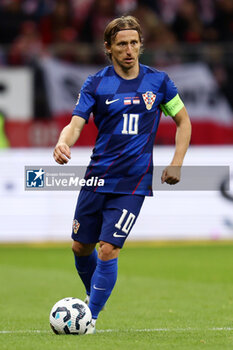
[{"x1": 104, "y1": 41, "x2": 111, "y2": 54}]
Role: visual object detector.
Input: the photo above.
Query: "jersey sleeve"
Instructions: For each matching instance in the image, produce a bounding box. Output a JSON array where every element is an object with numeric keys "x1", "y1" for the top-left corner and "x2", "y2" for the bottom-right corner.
[
  {"x1": 159, "y1": 74, "x2": 184, "y2": 117},
  {"x1": 72, "y1": 75, "x2": 96, "y2": 123}
]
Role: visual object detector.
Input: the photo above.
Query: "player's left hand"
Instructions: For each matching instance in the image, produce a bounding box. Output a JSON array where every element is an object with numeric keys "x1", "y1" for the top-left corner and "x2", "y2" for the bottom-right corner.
[{"x1": 161, "y1": 166, "x2": 181, "y2": 185}]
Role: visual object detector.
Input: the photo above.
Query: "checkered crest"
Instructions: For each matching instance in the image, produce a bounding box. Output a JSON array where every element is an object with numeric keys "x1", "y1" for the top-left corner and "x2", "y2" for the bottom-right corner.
[
  {"x1": 73, "y1": 219, "x2": 80, "y2": 234},
  {"x1": 142, "y1": 91, "x2": 156, "y2": 110}
]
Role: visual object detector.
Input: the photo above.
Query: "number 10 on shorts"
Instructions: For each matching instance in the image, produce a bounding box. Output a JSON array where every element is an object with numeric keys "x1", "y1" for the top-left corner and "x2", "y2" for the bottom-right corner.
[{"x1": 115, "y1": 209, "x2": 136, "y2": 234}]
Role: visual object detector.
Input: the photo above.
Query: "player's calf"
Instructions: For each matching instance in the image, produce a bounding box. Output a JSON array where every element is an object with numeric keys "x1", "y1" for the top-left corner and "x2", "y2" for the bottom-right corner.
[{"x1": 98, "y1": 241, "x2": 120, "y2": 261}]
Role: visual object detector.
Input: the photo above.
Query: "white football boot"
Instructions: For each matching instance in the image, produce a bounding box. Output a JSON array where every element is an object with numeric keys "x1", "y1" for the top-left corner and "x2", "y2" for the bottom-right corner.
[
  {"x1": 85, "y1": 320, "x2": 96, "y2": 334},
  {"x1": 84, "y1": 295, "x2": 90, "y2": 305}
]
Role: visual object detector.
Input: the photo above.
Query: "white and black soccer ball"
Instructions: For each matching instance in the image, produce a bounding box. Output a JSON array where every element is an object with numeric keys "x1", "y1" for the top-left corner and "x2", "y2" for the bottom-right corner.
[{"x1": 49, "y1": 297, "x2": 92, "y2": 335}]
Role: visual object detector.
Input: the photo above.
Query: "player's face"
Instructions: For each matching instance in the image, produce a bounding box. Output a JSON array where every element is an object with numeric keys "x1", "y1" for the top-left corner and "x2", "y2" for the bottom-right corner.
[{"x1": 106, "y1": 30, "x2": 141, "y2": 71}]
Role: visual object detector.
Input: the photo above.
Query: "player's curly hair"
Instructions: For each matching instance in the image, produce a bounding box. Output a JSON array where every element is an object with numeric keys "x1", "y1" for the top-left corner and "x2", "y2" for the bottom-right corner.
[{"x1": 104, "y1": 16, "x2": 143, "y2": 60}]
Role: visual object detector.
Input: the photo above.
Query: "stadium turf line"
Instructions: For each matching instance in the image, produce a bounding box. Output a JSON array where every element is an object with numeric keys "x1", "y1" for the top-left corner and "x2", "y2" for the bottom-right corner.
[{"x1": 1, "y1": 327, "x2": 233, "y2": 334}]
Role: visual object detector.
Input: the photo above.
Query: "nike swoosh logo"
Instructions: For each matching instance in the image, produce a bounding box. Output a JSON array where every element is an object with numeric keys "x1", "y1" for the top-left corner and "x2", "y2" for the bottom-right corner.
[
  {"x1": 105, "y1": 98, "x2": 119, "y2": 105},
  {"x1": 93, "y1": 285, "x2": 106, "y2": 291},
  {"x1": 113, "y1": 232, "x2": 126, "y2": 238}
]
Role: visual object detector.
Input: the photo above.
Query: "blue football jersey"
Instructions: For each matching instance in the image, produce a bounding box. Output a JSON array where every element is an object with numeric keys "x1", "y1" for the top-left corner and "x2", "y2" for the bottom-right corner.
[{"x1": 72, "y1": 64, "x2": 181, "y2": 196}]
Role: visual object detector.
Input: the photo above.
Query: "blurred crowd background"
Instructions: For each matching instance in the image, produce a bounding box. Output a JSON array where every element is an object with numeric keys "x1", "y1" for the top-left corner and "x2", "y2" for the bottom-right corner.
[
  {"x1": 0, "y1": 0, "x2": 233, "y2": 66},
  {"x1": 0, "y1": 0, "x2": 233, "y2": 145}
]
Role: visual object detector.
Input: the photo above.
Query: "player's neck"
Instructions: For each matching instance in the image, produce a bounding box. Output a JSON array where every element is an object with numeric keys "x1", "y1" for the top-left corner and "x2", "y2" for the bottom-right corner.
[{"x1": 113, "y1": 62, "x2": 140, "y2": 80}]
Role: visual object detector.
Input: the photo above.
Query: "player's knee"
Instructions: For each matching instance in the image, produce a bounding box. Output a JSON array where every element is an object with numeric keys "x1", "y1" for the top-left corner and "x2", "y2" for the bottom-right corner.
[
  {"x1": 98, "y1": 241, "x2": 120, "y2": 261},
  {"x1": 72, "y1": 241, "x2": 95, "y2": 256}
]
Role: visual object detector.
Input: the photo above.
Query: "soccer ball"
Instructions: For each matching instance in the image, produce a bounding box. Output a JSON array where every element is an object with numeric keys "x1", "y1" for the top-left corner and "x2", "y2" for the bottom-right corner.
[{"x1": 49, "y1": 297, "x2": 92, "y2": 335}]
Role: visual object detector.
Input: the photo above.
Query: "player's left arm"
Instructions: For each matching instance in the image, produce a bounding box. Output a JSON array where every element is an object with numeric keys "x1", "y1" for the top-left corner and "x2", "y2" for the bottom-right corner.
[{"x1": 161, "y1": 106, "x2": 192, "y2": 185}]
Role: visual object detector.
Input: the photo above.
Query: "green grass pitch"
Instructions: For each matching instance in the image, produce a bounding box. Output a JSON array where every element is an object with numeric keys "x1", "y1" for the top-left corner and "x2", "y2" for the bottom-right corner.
[{"x1": 0, "y1": 241, "x2": 233, "y2": 350}]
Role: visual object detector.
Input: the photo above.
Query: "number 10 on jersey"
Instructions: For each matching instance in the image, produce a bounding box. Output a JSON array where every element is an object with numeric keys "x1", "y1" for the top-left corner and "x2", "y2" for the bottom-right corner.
[{"x1": 121, "y1": 114, "x2": 139, "y2": 135}]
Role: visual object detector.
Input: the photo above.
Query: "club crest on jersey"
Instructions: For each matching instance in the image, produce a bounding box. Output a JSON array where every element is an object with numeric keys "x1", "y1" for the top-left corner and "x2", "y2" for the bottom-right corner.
[
  {"x1": 142, "y1": 91, "x2": 156, "y2": 110},
  {"x1": 73, "y1": 219, "x2": 80, "y2": 234}
]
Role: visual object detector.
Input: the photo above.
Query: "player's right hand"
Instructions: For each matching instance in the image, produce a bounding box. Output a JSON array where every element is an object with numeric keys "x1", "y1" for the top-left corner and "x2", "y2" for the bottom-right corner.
[{"x1": 53, "y1": 143, "x2": 71, "y2": 164}]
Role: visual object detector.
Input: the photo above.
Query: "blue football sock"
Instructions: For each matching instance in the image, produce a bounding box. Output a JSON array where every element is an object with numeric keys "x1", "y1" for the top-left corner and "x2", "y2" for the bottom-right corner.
[
  {"x1": 89, "y1": 257, "x2": 118, "y2": 319},
  {"x1": 74, "y1": 249, "x2": 97, "y2": 296}
]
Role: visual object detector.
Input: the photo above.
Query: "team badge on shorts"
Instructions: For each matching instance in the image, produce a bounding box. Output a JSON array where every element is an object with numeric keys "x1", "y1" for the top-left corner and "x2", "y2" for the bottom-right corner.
[
  {"x1": 142, "y1": 91, "x2": 156, "y2": 110},
  {"x1": 73, "y1": 219, "x2": 80, "y2": 234}
]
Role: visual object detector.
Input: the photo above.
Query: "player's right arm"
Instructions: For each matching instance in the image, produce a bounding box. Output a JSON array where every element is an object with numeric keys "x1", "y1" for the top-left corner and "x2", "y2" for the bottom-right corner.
[{"x1": 53, "y1": 115, "x2": 85, "y2": 165}]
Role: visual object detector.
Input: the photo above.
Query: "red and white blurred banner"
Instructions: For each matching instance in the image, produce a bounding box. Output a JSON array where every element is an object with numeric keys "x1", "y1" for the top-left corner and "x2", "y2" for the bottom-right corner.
[
  {"x1": 161, "y1": 63, "x2": 233, "y2": 144},
  {"x1": 0, "y1": 68, "x2": 33, "y2": 120},
  {"x1": 1, "y1": 58, "x2": 233, "y2": 146}
]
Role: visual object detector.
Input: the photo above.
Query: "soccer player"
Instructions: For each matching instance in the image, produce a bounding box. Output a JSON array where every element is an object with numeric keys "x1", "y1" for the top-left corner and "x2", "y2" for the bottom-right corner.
[{"x1": 53, "y1": 16, "x2": 191, "y2": 333}]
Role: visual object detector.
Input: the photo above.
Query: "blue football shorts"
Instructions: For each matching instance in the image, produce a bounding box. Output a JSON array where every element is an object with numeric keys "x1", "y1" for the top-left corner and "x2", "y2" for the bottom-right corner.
[{"x1": 71, "y1": 188, "x2": 145, "y2": 248}]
